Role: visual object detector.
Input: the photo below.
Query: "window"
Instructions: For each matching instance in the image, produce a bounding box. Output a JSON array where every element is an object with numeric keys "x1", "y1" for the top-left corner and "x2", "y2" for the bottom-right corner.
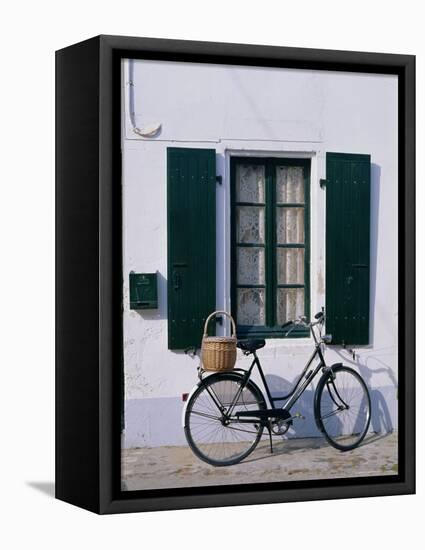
[
  {"x1": 165, "y1": 150, "x2": 369, "y2": 348},
  {"x1": 231, "y1": 157, "x2": 310, "y2": 338},
  {"x1": 165, "y1": 149, "x2": 370, "y2": 349}
]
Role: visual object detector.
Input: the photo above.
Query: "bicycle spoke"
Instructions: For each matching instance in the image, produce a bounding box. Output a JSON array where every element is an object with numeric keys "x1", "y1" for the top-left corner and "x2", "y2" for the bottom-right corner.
[
  {"x1": 190, "y1": 410, "x2": 221, "y2": 421},
  {"x1": 320, "y1": 408, "x2": 344, "y2": 420},
  {"x1": 185, "y1": 375, "x2": 265, "y2": 465}
]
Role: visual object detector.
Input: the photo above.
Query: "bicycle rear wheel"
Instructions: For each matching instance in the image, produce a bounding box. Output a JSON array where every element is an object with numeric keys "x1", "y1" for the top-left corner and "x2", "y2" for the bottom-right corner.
[
  {"x1": 314, "y1": 366, "x2": 371, "y2": 451},
  {"x1": 184, "y1": 373, "x2": 266, "y2": 466}
]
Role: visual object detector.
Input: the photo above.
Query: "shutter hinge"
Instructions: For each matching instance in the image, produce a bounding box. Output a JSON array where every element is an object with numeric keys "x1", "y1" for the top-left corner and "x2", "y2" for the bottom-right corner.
[
  {"x1": 216, "y1": 175, "x2": 223, "y2": 185},
  {"x1": 320, "y1": 178, "x2": 327, "y2": 189}
]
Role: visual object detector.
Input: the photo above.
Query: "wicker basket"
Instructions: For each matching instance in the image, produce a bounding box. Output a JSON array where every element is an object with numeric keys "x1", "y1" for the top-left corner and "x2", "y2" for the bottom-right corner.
[{"x1": 201, "y1": 311, "x2": 237, "y2": 372}]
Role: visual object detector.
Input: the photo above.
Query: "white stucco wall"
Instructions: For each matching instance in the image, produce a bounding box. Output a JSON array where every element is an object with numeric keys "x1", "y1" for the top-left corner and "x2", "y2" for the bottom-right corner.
[{"x1": 121, "y1": 58, "x2": 398, "y2": 448}]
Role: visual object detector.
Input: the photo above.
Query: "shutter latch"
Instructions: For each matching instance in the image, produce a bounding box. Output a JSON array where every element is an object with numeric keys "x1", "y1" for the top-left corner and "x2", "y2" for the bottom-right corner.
[
  {"x1": 320, "y1": 178, "x2": 327, "y2": 189},
  {"x1": 216, "y1": 175, "x2": 223, "y2": 185}
]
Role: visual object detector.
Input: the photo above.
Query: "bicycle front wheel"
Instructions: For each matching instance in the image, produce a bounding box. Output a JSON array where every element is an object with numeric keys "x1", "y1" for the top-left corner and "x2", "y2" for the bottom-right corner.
[
  {"x1": 315, "y1": 366, "x2": 371, "y2": 451},
  {"x1": 184, "y1": 373, "x2": 266, "y2": 466}
]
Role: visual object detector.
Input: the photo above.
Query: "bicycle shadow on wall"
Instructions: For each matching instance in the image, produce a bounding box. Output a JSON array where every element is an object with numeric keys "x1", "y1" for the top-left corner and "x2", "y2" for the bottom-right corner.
[
  {"x1": 238, "y1": 372, "x2": 340, "y2": 464},
  {"x1": 245, "y1": 367, "x2": 383, "y2": 464},
  {"x1": 333, "y1": 349, "x2": 395, "y2": 440},
  {"x1": 255, "y1": 373, "x2": 342, "y2": 454}
]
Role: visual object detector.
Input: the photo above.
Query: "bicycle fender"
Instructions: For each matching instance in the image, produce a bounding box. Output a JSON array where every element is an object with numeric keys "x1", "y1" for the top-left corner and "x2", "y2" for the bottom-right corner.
[
  {"x1": 181, "y1": 372, "x2": 242, "y2": 428},
  {"x1": 313, "y1": 363, "x2": 344, "y2": 421},
  {"x1": 322, "y1": 362, "x2": 343, "y2": 375},
  {"x1": 181, "y1": 371, "x2": 264, "y2": 428},
  {"x1": 181, "y1": 381, "x2": 203, "y2": 428}
]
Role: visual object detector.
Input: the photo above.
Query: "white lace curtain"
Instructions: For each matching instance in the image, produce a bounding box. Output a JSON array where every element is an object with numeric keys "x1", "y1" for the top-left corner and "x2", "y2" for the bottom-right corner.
[{"x1": 235, "y1": 163, "x2": 305, "y2": 325}]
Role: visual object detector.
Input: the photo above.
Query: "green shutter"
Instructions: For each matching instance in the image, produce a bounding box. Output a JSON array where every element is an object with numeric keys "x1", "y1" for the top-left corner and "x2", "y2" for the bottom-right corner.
[
  {"x1": 326, "y1": 152, "x2": 371, "y2": 345},
  {"x1": 167, "y1": 148, "x2": 216, "y2": 350}
]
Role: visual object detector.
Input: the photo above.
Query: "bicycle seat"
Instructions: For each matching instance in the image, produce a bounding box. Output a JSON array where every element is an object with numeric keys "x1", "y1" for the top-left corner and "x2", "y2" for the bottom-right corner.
[{"x1": 237, "y1": 339, "x2": 266, "y2": 353}]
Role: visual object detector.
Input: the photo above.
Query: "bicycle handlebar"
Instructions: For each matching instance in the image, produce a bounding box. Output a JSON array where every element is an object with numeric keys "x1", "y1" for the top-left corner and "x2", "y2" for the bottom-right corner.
[{"x1": 281, "y1": 311, "x2": 325, "y2": 330}]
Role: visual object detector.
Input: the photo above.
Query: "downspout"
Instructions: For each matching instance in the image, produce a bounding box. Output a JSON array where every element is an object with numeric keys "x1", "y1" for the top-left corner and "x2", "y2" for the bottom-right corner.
[{"x1": 128, "y1": 58, "x2": 162, "y2": 138}]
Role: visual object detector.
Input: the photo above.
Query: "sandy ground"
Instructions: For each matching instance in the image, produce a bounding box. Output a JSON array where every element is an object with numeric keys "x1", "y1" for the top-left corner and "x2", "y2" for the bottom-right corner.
[{"x1": 121, "y1": 432, "x2": 398, "y2": 491}]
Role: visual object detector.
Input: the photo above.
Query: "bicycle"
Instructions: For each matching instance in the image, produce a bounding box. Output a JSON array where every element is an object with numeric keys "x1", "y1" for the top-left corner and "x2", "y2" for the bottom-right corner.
[{"x1": 183, "y1": 310, "x2": 372, "y2": 467}]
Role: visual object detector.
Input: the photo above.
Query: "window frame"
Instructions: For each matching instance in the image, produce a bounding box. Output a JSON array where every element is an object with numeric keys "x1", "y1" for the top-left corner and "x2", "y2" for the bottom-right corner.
[{"x1": 230, "y1": 156, "x2": 311, "y2": 339}]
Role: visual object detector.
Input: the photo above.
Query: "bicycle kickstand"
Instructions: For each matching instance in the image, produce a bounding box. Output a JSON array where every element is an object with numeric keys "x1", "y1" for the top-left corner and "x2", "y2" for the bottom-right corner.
[{"x1": 267, "y1": 421, "x2": 274, "y2": 454}]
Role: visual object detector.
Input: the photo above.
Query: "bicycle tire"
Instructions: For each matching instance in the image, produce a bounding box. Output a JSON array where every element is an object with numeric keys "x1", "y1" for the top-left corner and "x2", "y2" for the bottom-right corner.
[
  {"x1": 184, "y1": 372, "x2": 267, "y2": 466},
  {"x1": 314, "y1": 365, "x2": 371, "y2": 451}
]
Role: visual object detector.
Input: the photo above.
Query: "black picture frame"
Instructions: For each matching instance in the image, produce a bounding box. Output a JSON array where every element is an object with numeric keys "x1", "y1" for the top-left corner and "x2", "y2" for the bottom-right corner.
[{"x1": 55, "y1": 35, "x2": 415, "y2": 514}]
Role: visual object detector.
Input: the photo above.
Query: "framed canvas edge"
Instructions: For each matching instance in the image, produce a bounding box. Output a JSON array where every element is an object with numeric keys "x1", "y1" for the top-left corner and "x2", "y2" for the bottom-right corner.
[
  {"x1": 58, "y1": 35, "x2": 415, "y2": 514},
  {"x1": 100, "y1": 479, "x2": 414, "y2": 515}
]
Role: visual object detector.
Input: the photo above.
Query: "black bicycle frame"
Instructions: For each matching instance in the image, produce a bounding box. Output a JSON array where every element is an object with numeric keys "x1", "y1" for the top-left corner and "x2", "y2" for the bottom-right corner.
[
  {"x1": 198, "y1": 320, "x2": 334, "y2": 424},
  {"x1": 247, "y1": 343, "x2": 326, "y2": 414}
]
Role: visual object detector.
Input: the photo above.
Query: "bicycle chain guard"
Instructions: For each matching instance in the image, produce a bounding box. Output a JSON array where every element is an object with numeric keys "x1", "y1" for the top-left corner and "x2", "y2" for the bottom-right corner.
[{"x1": 271, "y1": 409, "x2": 292, "y2": 435}]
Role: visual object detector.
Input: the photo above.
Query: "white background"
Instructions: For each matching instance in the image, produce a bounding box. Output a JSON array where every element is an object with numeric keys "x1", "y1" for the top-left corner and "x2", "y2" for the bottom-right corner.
[{"x1": 0, "y1": 1, "x2": 422, "y2": 548}]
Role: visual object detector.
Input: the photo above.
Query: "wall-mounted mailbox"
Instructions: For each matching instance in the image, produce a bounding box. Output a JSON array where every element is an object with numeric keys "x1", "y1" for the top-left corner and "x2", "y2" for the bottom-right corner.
[{"x1": 129, "y1": 272, "x2": 158, "y2": 310}]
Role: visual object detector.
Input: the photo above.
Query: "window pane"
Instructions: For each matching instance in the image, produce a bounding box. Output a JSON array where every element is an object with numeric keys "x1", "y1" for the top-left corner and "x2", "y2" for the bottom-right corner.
[
  {"x1": 277, "y1": 288, "x2": 304, "y2": 324},
  {"x1": 277, "y1": 248, "x2": 304, "y2": 284},
  {"x1": 237, "y1": 288, "x2": 266, "y2": 325},
  {"x1": 276, "y1": 207, "x2": 304, "y2": 244},
  {"x1": 236, "y1": 206, "x2": 265, "y2": 244},
  {"x1": 236, "y1": 164, "x2": 265, "y2": 203},
  {"x1": 276, "y1": 166, "x2": 304, "y2": 203},
  {"x1": 237, "y1": 247, "x2": 265, "y2": 285}
]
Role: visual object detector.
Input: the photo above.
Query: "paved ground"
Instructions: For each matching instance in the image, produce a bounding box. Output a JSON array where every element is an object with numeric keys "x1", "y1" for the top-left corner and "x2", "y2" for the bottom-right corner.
[{"x1": 121, "y1": 432, "x2": 397, "y2": 491}]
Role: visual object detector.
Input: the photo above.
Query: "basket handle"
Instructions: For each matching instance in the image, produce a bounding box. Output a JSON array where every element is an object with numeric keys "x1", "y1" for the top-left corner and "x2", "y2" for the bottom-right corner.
[{"x1": 203, "y1": 310, "x2": 236, "y2": 338}]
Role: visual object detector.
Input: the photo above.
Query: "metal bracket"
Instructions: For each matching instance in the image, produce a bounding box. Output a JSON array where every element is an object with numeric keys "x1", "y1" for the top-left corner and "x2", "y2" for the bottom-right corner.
[
  {"x1": 216, "y1": 175, "x2": 223, "y2": 185},
  {"x1": 320, "y1": 178, "x2": 327, "y2": 189}
]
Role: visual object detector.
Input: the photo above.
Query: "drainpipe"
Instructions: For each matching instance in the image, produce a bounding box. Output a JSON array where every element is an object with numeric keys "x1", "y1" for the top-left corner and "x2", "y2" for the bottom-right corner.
[{"x1": 128, "y1": 59, "x2": 162, "y2": 138}]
